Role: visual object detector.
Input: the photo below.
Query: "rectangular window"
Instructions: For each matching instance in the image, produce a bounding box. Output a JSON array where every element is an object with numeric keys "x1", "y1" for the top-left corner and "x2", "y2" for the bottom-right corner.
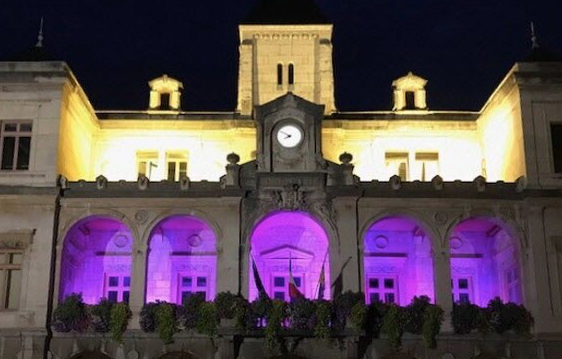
[
  {"x1": 179, "y1": 274, "x2": 208, "y2": 303},
  {"x1": 0, "y1": 122, "x2": 32, "y2": 171},
  {"x1": 288, "y1": 64, "x2": 295, "y2": 85},
  {"x1": 451, "y1": 277, "x2": 473, "y2": 304},
  {"x1": 405, "y1": 91, "x2": 416, "y2": 109},
  {"x1": 551, "y1": 124, "x2": 562, "y2": 173},
  {"x1": 385, "y1": 152, "x2": 409, "y2": 180},
  {"x1": 0, "y1": 250, "x2": 23, "y2": 309},
  {"x1": 366, "y1": 275, "x2": 398, "y2": 304},
  {"x1": 414, "y1": 152, "x2": 439, "y2": 181},
  {"x1": 166, "y1": 151, "x2": 188, "y2": 181},
  {"x1": 136, "y1": 151, "x2": 158, "y2": 179},
  {"x1": 271, "y1": 274, "x2": 303, "y2": 301},
  {"x1": 277, "y1": 64, "x2": 283, "y2": 85},
  {"x1": 104, "y1": 274, "x2": 130, "y2": 303}
]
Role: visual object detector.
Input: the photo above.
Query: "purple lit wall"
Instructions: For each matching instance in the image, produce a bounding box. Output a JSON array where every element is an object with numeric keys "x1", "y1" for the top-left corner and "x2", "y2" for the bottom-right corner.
[
  {"x1": 249, "y1": 211, "x2": 331, "y2": 301},
  {"x1": 59, "y1": 216, "x2": 132, "y2": 304},
  {"x1": 146, "y1": 215, "x2": 217, "y2": 304},
  {"x1": 449, "y1": 218, "x2": 522, "y2": 306},
  {"x1": 363, "y1": 216, "x2": 434, "y2": 305}
]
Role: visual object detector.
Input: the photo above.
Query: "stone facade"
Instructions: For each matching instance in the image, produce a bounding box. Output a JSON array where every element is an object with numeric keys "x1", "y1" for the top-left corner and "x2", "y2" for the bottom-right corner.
[{"x1": 1, "y1": 6, "x2": 562, "y2": 359}]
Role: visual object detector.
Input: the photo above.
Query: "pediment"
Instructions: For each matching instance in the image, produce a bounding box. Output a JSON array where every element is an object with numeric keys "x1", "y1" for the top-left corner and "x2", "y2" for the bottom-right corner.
[
  {"x1": 260, "y1": 244, "x2": 314, "y2": 260},
  {"x1": 255, "y1": 92, "x2": 324, "y2": 120}
]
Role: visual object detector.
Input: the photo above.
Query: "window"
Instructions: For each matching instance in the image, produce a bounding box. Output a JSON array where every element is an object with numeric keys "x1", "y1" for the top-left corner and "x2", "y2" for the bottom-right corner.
[
  {"x1": 405, "y1": 91, "x2": 416, "y2": 109},
  {"x1": 272, "y1": 274, "x2": 302, "y2": 301},
  {"x1": 451, "y1": 277, "x2": 473, "y2": 304},
  {"x1": 137, "y1": 151, "x2": 158, "y2": 179},
  {"x1": 179, "y1": 274, "x2": 208, "y2": 304},
  {"x1": 0, "y1": 122, "x2": 32, "y2": 171},
  {"x1": 160, "y1": 93, "x2": 170, "y2": 110},
  {"x1": 277, "y1": 64, "x2": 283, "y2": 86},
  {"x1": 0, "y1": 250, "x2": 22, "y2": 309},
  {"x1": 288, "y1": 64, "x2": 295, "y2": 85},
  {"x1": 551, "y1": 124, "x2": 562, "y2": 173},
  {"x1": 385, "y1": 152, "x2": 409, "y2": 180},
  {"x1": 104, "y1": 274, "x2": 130, "y2": 303},
  {"x1": 366, "y1": 276, "x2": 398, "y2": 304},
  {"x1": 414, "y1": 152, "x2": 439, "y2": 181},
  {"x1": 166, "y1": 151, "x2": 188, "y2": 181},
  {"x1": 505, "y1": 267, "x2": 519, "y2": 303}
]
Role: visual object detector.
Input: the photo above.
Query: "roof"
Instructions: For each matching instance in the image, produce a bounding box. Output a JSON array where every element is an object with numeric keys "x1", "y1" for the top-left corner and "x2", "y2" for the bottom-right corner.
[
  {"x1": 3, "y1": 45, "x2": 59, "y2": 62},
  {"x1": 242, "y1": 0, "x2": 330, "y2": 25}
]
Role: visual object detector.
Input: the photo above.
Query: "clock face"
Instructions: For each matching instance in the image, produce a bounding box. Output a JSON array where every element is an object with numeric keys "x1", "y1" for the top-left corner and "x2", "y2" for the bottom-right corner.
[{"x1": 276, "y1": 124, "x2": 303, "y2": 148}]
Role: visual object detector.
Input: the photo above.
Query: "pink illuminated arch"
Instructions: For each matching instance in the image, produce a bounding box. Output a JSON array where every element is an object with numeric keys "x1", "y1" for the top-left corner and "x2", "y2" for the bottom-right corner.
[
  {"x1": 249, "y1": 211, "x2": 331, "y2": 301},
  {"x1": 146, "y1": 215, "x2": 217, "y2": 304},
  {"x1": 363, "y1": 216, "x2": 435, "y2": 305},
  {"x1": 449, "y1": 217, "x2": 523, "y2": 306},
  {"x1": 59, "y1": 216, "x2": 133, "y2": 304}
]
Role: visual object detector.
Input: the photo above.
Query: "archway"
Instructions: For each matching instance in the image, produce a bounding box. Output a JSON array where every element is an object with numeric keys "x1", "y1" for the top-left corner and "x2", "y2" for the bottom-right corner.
[
  {"x1": 68, "y1": 351, "x2": 112, "y2": 359},
  {"x1": 146, "y1": 215, "x2": 217, "y2": 304},
  {"x1": 59, "y1": 216, "x2": 132, "y2": 304},
  {"x1": 249, "y1": 211, "x2": 331, "y2": 301},
  {"x1": 449, "y1": 217, "x2": 522, "y2": 306},
  {"x1": 156, "y1": 352, "x2": 199, "y2": 359},
  {"x1": 363, "y1": 216, "x2": 435, "y2": 305}
]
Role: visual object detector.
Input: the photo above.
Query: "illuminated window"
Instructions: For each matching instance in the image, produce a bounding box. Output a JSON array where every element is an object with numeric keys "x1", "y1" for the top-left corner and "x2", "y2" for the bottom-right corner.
[
  {"x1": 271, "y1": 274, "x2": 302, "y2": 301},
  {"x1": 104, "y1": 274, "x2": 130, "y2": 303},
  {"x1": 277, "y1": 64, "x2": 283, "y2": 86},
  {"x1": 451, "y1": 277, "x2": 472, "y2": 304},
  {"x1": 414, "y1": 152, "x2": 439, "y2": 181},
  {"x1": 0, "y1": 250, "x2": 23, "y2": 309},
  {"x1": 166, "y1": 151, "x2": 188, "y2": 181},
  {"x1": 288, "y1": 64, "x2": 295, "y2": 85},
  {"x1": 385, "y1": 152, "x2": 409, "y2": 180},
  {"x1": 136, "y1": 151, "x2": 158, "y2": 179},
  {"x1": 551, "y1": 124, "x2": 562, "y2": 173},
  {"x1": 179, "y1": 274, "x2": 208, "y2": 304},
  {"x1": 0, "y1": 122, "x2": 32, "y2": 171},
  {"x1": 366, "y1": 276, "x2": 398, "y2": 304},
  {"x1": 405, "y1": 91, "x2": 416, "y2": 109}
]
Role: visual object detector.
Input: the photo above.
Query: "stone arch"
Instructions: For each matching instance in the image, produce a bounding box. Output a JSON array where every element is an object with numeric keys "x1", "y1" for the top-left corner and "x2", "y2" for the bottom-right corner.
[
  {"x1": 145, "y1": 213, "x2": 218, "y2": 303},
  {"x1": 59, "y1": 215, "x2": 134, "y2": 304},
  {"x1": 248, "y1": 210, "x2": 332, "y2": 301},
  {"x1": 446, "y1": 215, "x2": 524, "y2": 306},
  {"x1": 155, "y1": 352, "x2": 199, "y2": 359},
  {"x1": 361, "y1": 211, "x2": 437, "y2": 305},
  {"x1": 68, "y1": 351, "x2": 112, "y2": 359}
]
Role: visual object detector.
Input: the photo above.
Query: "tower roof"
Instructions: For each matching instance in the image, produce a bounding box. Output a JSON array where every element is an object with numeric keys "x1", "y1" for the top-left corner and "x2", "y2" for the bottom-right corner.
[{"x1": 242, "y1": 0, "x2": 330, "y2": 25}]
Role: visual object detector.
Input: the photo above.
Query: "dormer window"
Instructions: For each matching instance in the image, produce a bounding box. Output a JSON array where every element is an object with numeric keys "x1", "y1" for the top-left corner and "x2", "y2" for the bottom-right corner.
[
  {"x1": 392, "y1": 72, "x2": 428, "y2": 111},
  {"x1": 148, "y1": 75, "x2": 183, "y2": 111}
]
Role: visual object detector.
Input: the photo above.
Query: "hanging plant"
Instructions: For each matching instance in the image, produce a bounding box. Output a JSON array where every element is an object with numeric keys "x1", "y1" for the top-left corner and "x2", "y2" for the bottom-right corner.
[
  {"x1": 381, "y1": 305, "x2": 406, "y2": 351},
  {"x1": 349, "y1": 302, "x2": 368, "y2": 331},
  {"x1": 215, "y1": 292, "x2": 238, "y2": 320},
  {"x1": 265, "y1": 299, "x2": 286, "y2": 352},
  {"x1": 234, "y1": 296, "x2": 252, "y2": 331},
  {"x1": 110, "y1": 303, "x2": 132, "y2": 344},
  {"x1": 52, "y1": 293, "x2": 90, "y2": 332},
  {"x1": 155, "y1": 303, "x2": 179, "y2": 344},
  {"x1": 196, "y1": 302, "x2": 218, "y2": 336},
  {"x1": 181, "y1": 293, "x2": 206, "y2": 330},
  {"x1": 289, "y1": 297, "x2": 316, "y2": 331},
  {"x1": 404, "y1": 296, "x2": 431, "y2": 334},
  {"x1": 421, "y1": 305, "x2": 444, "y2": 349},
  {"x1": 314, "y1": 301, "x2": 331, "y2": 341},
  {"x1": 89, "y1": 299, "x2": 114, "y2": 333}
]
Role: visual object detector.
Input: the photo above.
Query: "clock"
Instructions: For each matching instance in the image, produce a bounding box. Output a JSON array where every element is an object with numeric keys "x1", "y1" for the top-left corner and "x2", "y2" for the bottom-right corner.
[{"x1": 276, "y1": 124, "x2": 303, "y2": 148}]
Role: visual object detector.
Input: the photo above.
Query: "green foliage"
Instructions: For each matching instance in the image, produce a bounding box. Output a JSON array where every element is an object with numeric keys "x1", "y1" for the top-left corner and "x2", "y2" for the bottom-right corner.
[
  {"x1": 52, "y1": 293, "x2": 89, "y2": 332},
  {"x1": 349, "y1": 302, "x2": 368, "y2": 331},
  {"x1": 421, "y1": 305, "x2": 444, "y2": 349},
  {"x1": 333, "y1": 291, "x2": 364, "y2": 330},
  {"x1": 89, "y1": 299, "x2": 114, "y2": 333},
  {"x1": 251, "y1": 293, "x2": 273, "y2": 328},
  {"x1": 181, "y1": 293, "x2": 206, "y2": 329},
  {"x1": 288, "y1": 297, "x2": 316, "y2": 331},
  {"x1": 314, "y1": 301, "x2": 331, "y2": 340},
  {"x1": 215, "y1": 292, "x2": 238, "y2": 319},
  {"x1": 110, "y1": 303, "x2": 132, "y2": 343},
  {"x1": 265, "y1": 299, "x2": 286, "y2": 352},
  {"x1": 381, "y1": 305, "x2": 406, "y2": 351},
  {"x1": 155, "y1": 303, "x2": 179, "y2": 344},
  {"x1": 196, "y1": 302, "x2": 218, "y2": 336},
  {"x1": 367, "y1": 301, "x2": 390, "y2": 337},
  {"x1": 233, "y1": 296, "x2": 251, "y2": 331},
  {"x1": 404, "y1": 296, "x2": 431, "y2": 334}
]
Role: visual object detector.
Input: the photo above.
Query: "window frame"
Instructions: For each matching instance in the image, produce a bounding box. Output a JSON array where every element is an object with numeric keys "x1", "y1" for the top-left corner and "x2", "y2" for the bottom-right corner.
[
  {"x1": 178, "y1": 273, "x2": 209, "y2": 303},
  {"x1": 385, "y1": 152, "x2": 409, "y2": 180},
  {"x1": 0, "y1": 121, "x2": 33, "y2": 172},
  {"x1": 165, "y1": 151, "x2": 188, "y2": 181},
  {"x1": 277, "y1": 63, "x2": 284, "y2": 86},
  {"x1": 136, "y1": 151, "x2": 159, "y2": 179},
  {"x1": 103, "y1": 273, "x2": 131, "y2": 304},
  {"x1": 366, "y1": 275, "x2": 399, "y2": 305},
  {"x1": 0, "y1": 249, "x2": 24, "y2": 310},
  {"x1": 414, "y1": 152, "x2": 439, "y2": 181},
  {"x1": 451, "y1": 276, "x2": 473, "y2": 304},
  {"x1": 271, "y1": 273, "x2": 303, "y2": 302}
]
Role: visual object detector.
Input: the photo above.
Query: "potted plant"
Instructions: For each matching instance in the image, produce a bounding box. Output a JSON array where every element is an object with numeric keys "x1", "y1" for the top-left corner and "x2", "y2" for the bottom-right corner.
[
  {"x1": 110, "y1": 302, "x2": 132, "y2": 343},
  {"x1": 89, "y1": 298, "x2": 114, "y2": 333},
  {"x1": 52, "y1": 293, "x2": 90, "y2": 332}
]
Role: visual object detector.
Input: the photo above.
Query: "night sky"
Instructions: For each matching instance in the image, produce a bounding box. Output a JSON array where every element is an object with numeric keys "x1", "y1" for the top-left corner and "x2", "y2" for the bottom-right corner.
[{"x1": 1, "y1": 0, "x2": 560, "y2": 112}]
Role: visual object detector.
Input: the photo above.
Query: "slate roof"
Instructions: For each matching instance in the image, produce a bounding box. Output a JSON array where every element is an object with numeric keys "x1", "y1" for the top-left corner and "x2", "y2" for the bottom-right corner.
[{"x1": 242, "y1": 0, "x2": 330, "y2": 25}]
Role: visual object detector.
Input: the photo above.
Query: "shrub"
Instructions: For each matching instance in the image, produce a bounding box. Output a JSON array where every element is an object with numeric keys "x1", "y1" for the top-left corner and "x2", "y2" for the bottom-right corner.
[
  {"x1": 180, "y1": 293, "x2": 206, "y2": 329},
  {"x1": 265, "y1": 299, "x2": 286, "y2": 352},
  {"x1": 52, "y1": 294, "x2": 89, "y2": 332},
  {"x1": 251, "y1": 293, "x2": 273, "y2": 328},
  {"x1": 367, "y1": 301, "x2": 390, "y2": 337},
  {"x1": 155, "y1": 303, "x2": 179, "y2": 344},
  {"x1": 486, "y1": 298, "x2": 533, "y2": 334},
  {"x1": 404, "y1": 296, "x2": 431, "y2": 334},
  {"x1": 89, "y1": 299, "x2": 114, "y2": 333},
  {"x1": 110, "y1": 303, "x2": 132, "y2": 343},
  {"x1": 314, "y1": 300, "x2": 331, "y2": 340},
  {"x1": 215, "y1": 292, "x2": 238, "y2": 320},
  {"x1": 451, "y1": 302, "x2": 481, "y2": 334},
  {"x1": 349, "y1": 302, "x2": 368, "y2": 331},
  {"x1": 233, "y1": 296, "x2": 252, "y2": 331},
  {"x1": 196, "y1": 302, "x2": 218, "y2": 336},
  {"x1": 381, "y1": 305, "x2": 406, "y2": 351},
  {"x1": 333, "y1": 291, "x2": 364, "y2": 330},
  {"x1": 140, "y1": 301, "x2": 166, "y2": 332},
  {"x1": 421, "y1": 305, "x2": 444, "y2": 349},
  {"x1": 288, "y1": 297, "x2": 316, "y2": 331}
]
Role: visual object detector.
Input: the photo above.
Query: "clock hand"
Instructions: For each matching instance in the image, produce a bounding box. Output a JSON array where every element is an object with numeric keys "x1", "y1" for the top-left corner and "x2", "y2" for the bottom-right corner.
[
  {"x1": 284, "y1": 134, "x2": 292, "y2": 139},
  {"x1": 280, "y1": 131, "x2": 290, "y2": 136}
]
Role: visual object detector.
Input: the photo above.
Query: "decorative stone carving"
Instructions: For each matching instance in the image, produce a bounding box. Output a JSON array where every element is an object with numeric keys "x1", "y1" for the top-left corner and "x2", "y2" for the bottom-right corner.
[
  {"x1": 224, "y1": 152, "x2": 241, "y2": 188},
  {"x1": 0, "y1": 230, "x2": 34, "y2": 249},
  {"x1": 137, "y1": 174, "x2": 149, "y2": 190},
  {"x1": 434, "y1": 211, "x2": 448, "y2": 224},
  {"x1": 276, "y1": 184, "x2": 306, "y2": 210},
  {"x1": 339, "y1": 152, "x2": 355, "y2": 186},
  {"x1": 431, "y1": 175, "x2": 444, "y2": 190},
  {"x1": 390, "y1": 175, "x2": 402, "y2": 190},
  {"x1": 58, "y1": 175, "x2": 68, "y2": 189},
  {"x1": 374, "y1": 235, "x2": 389, "y2": 249},
  {"x1": 180, "y1": 175, "x2": 190, "y2": 190},
  {"x1": 474, "y1": 175, "x2": 486, "y2": 192},
  {"x1": 134, "y1": 210, "x2": 149, "y2": 224},
  {"x1": 96, "y1": 175, "x2": 108, "y2": 190},
  {"x1": 449, "y1": 237, "x2": 463, "y2": 250}
]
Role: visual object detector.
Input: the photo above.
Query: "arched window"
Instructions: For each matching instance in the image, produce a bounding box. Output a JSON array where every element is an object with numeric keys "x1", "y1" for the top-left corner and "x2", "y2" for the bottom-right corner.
[
  {"x1": 288, "y1": 64, "x2": 295, "y2": 85},
  {"x1": 249, "y1": 211, "x2": 330, "y2": 301},
  {"x1": 59, "y1": 216, "x2": 133, "y2": 304},
  {"x1": 449, "y1": 218, "x2": 522, "y2": 306},
  {"x1": 363, "y1": 216, "x2": 435, "y2": 305},
  {"x1": 146, "y1": 215, "x2": 217, "y2": 304},
  {"x1": 277, "y1": 64, "x2": 283, "y2": 85}
]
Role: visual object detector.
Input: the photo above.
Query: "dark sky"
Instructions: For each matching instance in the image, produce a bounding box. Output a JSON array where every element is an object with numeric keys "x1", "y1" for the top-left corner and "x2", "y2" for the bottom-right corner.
[{"x1": 1, "y1": 0, "x2": 560, "y2": 112}]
